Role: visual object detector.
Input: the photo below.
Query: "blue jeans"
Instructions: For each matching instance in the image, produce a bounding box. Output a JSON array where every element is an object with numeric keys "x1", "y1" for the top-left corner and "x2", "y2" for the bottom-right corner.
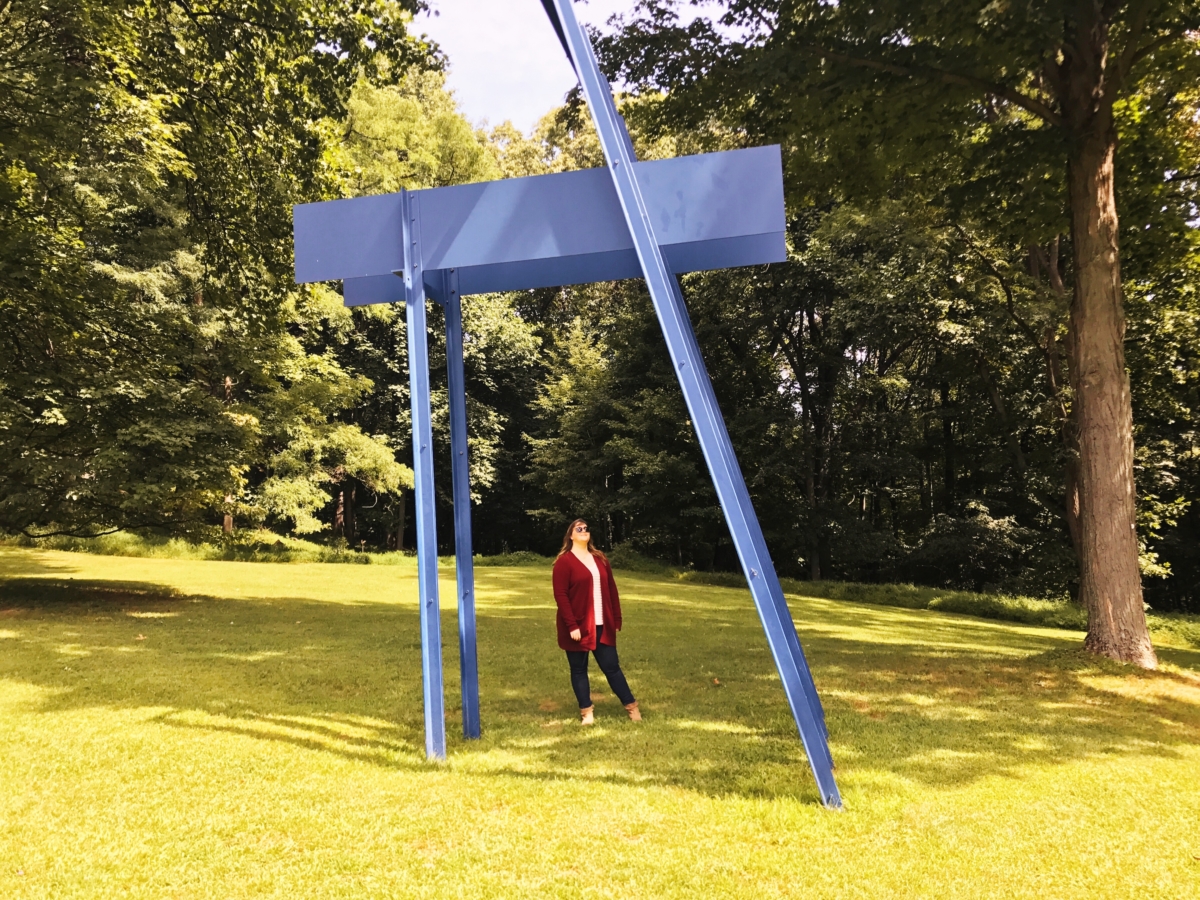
[{"x1": 566, "y1": 625, "x2": 635, "y2": 708}]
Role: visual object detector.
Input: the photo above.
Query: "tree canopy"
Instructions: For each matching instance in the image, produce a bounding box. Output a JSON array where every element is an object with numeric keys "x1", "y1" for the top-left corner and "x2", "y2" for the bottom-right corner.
[
  {"x1": 593, "y1": 0, "x2": 1199, "y2": 661},
  {"x1": 0, "y1": 0, "x2": 428, "y2": 538},
  {"x1": 3, "y1": 0, "x2": 1198, "y2": 654}
]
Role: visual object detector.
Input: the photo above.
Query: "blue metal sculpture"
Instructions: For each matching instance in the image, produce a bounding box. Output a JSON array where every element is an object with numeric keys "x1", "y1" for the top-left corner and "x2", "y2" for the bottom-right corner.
[{"x1": 292, "y1": 0, "x2": 841, "y2": 808}]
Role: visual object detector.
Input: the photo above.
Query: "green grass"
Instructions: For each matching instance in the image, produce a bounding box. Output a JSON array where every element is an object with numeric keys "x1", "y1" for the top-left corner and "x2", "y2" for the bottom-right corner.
[
  {"x1": 772, "y1": 579, "x2": 1200, "y2": 647},
  {"x1": 1, "y1": 546, "x2": 1198, "y2": 898},
  {"x1": 19, "y1": 533, "x2": 1197, "y2": 648},
  {"x1": 501, "y1": 544, "x2": 1200, "y2": 645}
]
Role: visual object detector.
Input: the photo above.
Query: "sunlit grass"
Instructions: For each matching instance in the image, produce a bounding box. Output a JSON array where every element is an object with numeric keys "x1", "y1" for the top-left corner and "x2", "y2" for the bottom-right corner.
[{"x1": 1, "y1": 546, "x2": 1198, "y2": 898}]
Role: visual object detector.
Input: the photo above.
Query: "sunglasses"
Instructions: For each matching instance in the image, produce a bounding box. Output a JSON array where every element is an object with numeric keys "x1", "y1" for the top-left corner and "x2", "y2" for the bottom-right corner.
[{"x1": 574, "y1": 525, "x2": 590, "y2": 533}]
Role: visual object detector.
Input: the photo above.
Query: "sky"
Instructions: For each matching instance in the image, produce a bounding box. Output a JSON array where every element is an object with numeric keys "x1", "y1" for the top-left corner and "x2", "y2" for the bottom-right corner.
[{"x1": 414, "y1": 1, "x2": 707, "y2": 133}]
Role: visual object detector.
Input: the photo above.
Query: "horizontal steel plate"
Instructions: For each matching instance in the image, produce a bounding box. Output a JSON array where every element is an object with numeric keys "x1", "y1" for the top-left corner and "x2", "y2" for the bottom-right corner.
[{"x1": 296, "y1": 146, "x2": 786, "y2": 298}]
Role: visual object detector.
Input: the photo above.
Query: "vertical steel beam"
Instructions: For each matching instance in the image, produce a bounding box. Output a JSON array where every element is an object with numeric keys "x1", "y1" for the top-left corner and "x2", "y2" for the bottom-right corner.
[
  {"x1": 431, "y1": 268, "x2": 482, "y2": 740},
  {"x1": 546, "y1": 0, "x2": 840, "y2": 808},
  {"x1": 402, "y1": 190, "x2": 447, "y2": 760}
]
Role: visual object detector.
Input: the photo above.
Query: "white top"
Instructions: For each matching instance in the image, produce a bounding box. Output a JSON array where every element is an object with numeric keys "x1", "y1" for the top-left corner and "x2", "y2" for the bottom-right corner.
[{"x1": 574, "y1": 550, "x2": 603, "y2": 626}]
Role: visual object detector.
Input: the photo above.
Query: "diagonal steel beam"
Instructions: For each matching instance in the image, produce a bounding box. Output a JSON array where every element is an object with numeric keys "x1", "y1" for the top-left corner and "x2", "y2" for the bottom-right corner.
[{"x1": 544, "y1": 0, "x2": 841, "y2": 808}]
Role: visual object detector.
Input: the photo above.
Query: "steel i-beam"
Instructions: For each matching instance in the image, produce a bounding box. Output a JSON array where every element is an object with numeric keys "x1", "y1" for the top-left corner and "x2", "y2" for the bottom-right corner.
[
  {"x1": 402, "y1": 189, "x2": 447, "y2": 760},
  {"x1": 545, "y1": 0, "x2": 841, "y2": 809},
  {"x1": 430, "y1": 268, "x2": 482, "y2": 740}
]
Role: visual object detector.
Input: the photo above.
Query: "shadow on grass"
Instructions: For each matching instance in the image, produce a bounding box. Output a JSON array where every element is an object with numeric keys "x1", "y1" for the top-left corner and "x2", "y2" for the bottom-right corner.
[{"x1": 2, "y1": 563, "x2": 1198, "y2": 806}]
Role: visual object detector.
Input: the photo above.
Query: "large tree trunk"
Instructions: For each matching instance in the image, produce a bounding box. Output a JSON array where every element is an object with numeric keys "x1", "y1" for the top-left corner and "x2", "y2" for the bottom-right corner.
[
  {"x1": 939, "y1": 379, "x2": 955, "y2": 510},
  {"x1": 1063, "y1": 13, "x2": 1155, "y2": 667},
  {"x1": 804, "y1": 424, "x2": 820, "y2": 581},
  {"x1": 394, "y1": 492, "x2": 407, "y2": 552},
  {"x1": 1043, "y1": 317, "x2": 1082, "y2": 559}
]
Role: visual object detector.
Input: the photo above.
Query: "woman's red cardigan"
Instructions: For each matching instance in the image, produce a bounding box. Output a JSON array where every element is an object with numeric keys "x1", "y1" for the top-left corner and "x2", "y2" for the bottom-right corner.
[{"x1": 552, "y1": 551, "x2": 622, "y2": 651}]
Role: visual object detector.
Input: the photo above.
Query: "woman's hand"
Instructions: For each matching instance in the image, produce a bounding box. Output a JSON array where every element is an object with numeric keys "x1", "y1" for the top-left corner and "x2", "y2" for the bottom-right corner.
[{"x1": 569, "y1": 628, "x2": 582, "y2": 642}]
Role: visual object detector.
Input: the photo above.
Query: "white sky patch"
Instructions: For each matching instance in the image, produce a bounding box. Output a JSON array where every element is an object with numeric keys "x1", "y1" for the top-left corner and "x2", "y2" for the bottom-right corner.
[{"x1": 416, "y1": 0, "x2": 712, "y2": 133}]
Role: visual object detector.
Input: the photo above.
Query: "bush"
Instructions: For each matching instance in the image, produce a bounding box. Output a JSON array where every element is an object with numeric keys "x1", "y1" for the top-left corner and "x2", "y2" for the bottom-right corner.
[
  {"x1": 1, "y1": 531, "x2": 375, "y2": 564},
  {"x1": 897, "y1": 503, "x2": 1080, "y2": 595},
  {"x1": 10, "y1": 531, "x2": 1193, "y2": 648},
  {"x1": 1146, "y1": 612, "x2": 1200, "y2": 649},
  {"x1": 675, "y1": 569, "x2": 1094, "y2": 631},
  {"x1": 677, "y1": 573, "x2": 1197, "y2": 648},
  {"x1": 824, "y1": 503, "x2": 1077, "y2": 597},
  {"x1": 474, "y1": 551, "x2": 553, "y2": 568},
  {"x1": 604, "y1": 544, "x2": 677, "y2": 574}
]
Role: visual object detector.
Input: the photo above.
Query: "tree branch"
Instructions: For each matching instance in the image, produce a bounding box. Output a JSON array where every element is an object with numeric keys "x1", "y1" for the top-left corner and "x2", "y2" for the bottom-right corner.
[
  {"x1": 809, "y1": 46, "x2": 1063, "y2": 127},
  {"x1": 1115, "y1": 0, "x2": 1154, "y2": 91},
  {"x1": 1164, "y1": 169, "x2": 1200, "y2": 183},
  {"x1": 1031, "y1": 237, "x2": 1067, "y2": 298},
  {"x1": 741, "y1": 4, "x2": 777, "y2": 40},
  {"x1": 1128, "y1": 29, "x2": 1190, "y2": 70},
  {"x1": 878, "y1": 337, "x2": 917, "y2": 377},
  {"x1": 975, "y1": 351, "x2": 1027, "y2": 474},
  {"x1": 954, "y1": 225, "x2": 1042, "y2": 349},
  {"x1": 19, "y1": 525, "x2": 126, "y2": 540}
]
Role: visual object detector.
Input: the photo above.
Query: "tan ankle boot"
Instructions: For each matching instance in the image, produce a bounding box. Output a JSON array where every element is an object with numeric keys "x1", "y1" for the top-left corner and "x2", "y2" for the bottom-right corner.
[
  {"x1": 624, "y1": 701, "x2": 642, "y2": 722},
  {"x1": 580, "y1": 705, "x2": 594, "y2": 725}
]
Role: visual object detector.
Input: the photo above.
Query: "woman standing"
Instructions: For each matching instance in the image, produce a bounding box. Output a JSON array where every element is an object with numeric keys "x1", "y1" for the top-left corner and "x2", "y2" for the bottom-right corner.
[{"x1": 552, "y1": 519, "x2": 641, "y2": 725}]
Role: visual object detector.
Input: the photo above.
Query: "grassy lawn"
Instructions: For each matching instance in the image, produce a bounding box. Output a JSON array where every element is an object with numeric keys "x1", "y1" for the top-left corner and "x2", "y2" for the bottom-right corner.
[{"x1": 1, "y1": 547, "x2": 1198, "y2": 898}]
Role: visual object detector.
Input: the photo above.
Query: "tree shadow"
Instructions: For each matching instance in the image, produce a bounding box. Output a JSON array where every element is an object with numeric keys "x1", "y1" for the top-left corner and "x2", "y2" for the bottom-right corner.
[{"x1": 2, "y1": 563, "x2": 1198, "y2": 807}]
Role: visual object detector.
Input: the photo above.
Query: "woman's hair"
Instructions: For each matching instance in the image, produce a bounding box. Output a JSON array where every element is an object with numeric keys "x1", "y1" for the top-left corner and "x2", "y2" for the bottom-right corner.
[{"x1": 557, "y1": 518, "x2": 607, "y2": 560}]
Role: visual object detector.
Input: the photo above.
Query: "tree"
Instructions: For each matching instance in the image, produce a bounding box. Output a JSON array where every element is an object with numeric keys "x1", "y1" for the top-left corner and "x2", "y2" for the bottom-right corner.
[
  {"x1": 603, "y1": 0, "x2": 1200, "y2": 666},
  {"x1": 316, "y1": 72, "x2": 544, "y2": 551},
  {"x1": 0, "y1": 0, "x2": 429, "y2": 539}
]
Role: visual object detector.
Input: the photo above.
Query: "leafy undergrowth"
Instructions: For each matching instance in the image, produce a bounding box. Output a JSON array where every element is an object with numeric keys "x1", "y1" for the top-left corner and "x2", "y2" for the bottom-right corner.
[
  {"x1": 474, "y1": 549, "x2": 554, "y2": 568},
  {"x1": 482, "y1": 546, "x2": 1200, "y2": 650},
  {"x1": 779, "y1": 578, "x2": 1197, "y2": 650},
  {"x1": 1, "y1": 531, "x2": 391, "y2": 565},
  {"x1": 782, "y1": 578, "x2": 1087, "y2": 628},
  {"x1": 9, "y1": 534, "x2": 1197, "y2": 649},
  {"x1": 1, "y1": 546, "x2": 1198, "y2": 899}
]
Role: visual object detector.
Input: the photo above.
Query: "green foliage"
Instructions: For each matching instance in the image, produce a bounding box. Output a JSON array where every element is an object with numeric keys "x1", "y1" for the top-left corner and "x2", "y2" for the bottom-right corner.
[
  {"x1": 582, "y1": 1, "x2": 1200, "y2": 608},
  {"x1": 522, "y1": 202, "x2": 1082, "y2": 594},
  {"x1": 0, "y1": 0, "x2": 429, "y2": 539},
  {"x1": 4, "y1": 0, "x2": 1198, "y2": 616},
  {"x1": 339, "y1": 72, "x2": 501, "y2": 193},
  {"x1": 0, "y1": 530, "x2": 385, "y2": 564},
  {"x1": 473, "y1": 550, "x2": 554, "y2": 568}
]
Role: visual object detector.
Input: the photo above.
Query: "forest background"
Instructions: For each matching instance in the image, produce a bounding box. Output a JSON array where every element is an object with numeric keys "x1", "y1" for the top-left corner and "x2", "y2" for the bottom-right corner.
[{"x1": 2, "y1": 0, "x2": 1198, "y2": 613}]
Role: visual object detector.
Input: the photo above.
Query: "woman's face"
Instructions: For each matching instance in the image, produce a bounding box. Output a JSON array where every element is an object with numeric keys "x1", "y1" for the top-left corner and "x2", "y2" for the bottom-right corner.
[{"x1": 571, "y1": 522, "x2": 590, "y2": 545}]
